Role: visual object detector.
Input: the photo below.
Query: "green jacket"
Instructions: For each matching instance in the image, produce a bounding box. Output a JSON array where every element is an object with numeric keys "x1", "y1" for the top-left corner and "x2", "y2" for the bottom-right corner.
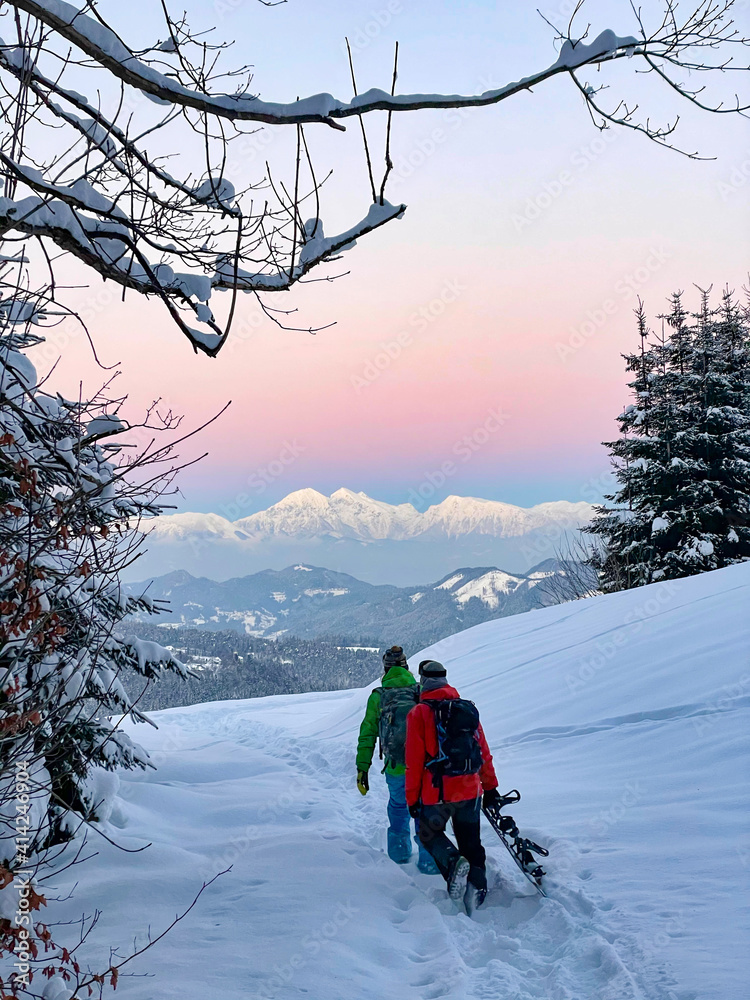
[{"x1": 356, "y1": 665, "x2": 418, "y2": 776}]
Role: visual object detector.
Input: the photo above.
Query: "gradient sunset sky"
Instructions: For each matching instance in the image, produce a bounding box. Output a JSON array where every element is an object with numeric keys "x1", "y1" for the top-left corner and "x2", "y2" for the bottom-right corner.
[{"x1": 30, "y1": 0, "x2": 750, "y2": 517}]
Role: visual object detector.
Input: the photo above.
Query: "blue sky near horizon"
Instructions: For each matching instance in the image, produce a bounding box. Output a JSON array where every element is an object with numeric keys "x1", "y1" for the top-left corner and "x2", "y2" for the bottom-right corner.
[{"x1": 27, "y1": 0, "x2": 750, "y2": 517}]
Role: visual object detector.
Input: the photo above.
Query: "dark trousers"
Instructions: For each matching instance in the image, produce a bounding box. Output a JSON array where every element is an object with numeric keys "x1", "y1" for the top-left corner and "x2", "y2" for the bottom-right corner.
[{"x1": 418, "y1": 797, "x2": 487, "y2": 891}]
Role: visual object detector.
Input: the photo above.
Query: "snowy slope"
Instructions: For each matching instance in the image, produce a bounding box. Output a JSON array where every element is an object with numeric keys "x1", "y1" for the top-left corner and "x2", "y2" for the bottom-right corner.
[{"x1": 52, "y1": 564, "x2": 749, "y2": 999}]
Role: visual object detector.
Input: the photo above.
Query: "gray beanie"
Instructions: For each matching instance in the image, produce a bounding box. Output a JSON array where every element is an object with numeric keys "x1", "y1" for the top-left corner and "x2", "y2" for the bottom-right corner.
[{"x1": 418, "y1": 659, "x2": 447, "y2": 678}]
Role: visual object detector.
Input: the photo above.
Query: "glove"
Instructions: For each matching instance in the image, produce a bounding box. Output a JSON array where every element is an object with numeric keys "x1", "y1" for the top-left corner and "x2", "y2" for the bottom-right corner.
[
  {"x1": 483, "y1": 787, "x2": 502, "y2": 811},
  {"x1": 357, "y1": 770, "x2": 369, "y2": 796},
  {"x1": 408, "y1": 802, "x2": 420, "y2": 819}
]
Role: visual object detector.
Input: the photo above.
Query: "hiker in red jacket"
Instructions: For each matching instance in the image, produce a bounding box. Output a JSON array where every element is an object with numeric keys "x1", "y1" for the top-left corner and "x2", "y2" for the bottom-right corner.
[{"x1": 405, "y1": 659, "x2": 501, "y2": 910}]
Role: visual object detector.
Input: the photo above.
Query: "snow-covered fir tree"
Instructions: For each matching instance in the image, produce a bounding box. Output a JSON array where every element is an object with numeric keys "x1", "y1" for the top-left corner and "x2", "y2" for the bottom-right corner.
[{"x1": 588, "y1": 288, "x2": 750, "y2": 591}]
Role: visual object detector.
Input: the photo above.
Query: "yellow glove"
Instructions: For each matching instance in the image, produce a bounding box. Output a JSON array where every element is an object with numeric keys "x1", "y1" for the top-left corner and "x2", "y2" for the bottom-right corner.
[{"x1": 357, "y1": 770, "x2": 369, "y2": 795}]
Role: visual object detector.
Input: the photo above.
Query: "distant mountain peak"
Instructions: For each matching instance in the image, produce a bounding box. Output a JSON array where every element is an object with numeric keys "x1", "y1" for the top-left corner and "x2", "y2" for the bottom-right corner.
[
  {"x1": 276, "y1": 487, "x2": 330, "y2": 507},
  {"x1": 230, "y1": 488, "x2": 591, "y2": 543},
  {"x1": 331, "y1": 486, "x2": 366, "y2": 499},
  {"x1": 134, "y1": 489, "x2": 593, "y2": 586}
]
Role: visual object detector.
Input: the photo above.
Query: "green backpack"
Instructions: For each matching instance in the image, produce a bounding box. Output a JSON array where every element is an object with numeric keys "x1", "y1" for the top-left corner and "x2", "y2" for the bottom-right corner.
[{"x1": 378, "y1": 685, "x2": 419, "y2": 767}]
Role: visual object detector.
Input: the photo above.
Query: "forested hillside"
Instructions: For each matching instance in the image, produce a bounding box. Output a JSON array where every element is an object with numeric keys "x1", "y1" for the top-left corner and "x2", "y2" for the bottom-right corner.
[{"x1": 123, "y1": 625, "x2": 383, "y2": 709}]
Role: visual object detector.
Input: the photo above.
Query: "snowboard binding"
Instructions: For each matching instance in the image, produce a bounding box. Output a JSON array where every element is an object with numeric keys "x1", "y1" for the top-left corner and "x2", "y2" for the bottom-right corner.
[
  {"x1": 514, "y1": 838, "x2": 549, "y2": 876},
  {"x1": 482, "y1": 789, "x2": 549, "y2": 896}
]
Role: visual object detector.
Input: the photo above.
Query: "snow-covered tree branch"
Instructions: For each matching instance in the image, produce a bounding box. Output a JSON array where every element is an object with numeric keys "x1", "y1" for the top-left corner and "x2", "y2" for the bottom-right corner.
[{"x1": 0, "y1": 0, "x2": 747, "y2": 356}]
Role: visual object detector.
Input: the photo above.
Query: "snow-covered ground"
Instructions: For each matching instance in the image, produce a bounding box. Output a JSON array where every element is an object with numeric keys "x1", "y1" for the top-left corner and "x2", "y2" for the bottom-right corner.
[{"x1": 53, "y1": 564, "x2": 749, "y2": 999}]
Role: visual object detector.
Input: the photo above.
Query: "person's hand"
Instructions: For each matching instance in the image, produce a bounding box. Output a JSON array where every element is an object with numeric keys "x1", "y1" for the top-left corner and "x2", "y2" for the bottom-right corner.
[
  {"x1": 483, "y1": 787, "x2": 502, "y2": 811},
  {"x1": 408, "y1": 801, "x2": 420, "y2": 819},
  {"x1": 357, "y1": 770, "x2": 369, "y2": 795}
]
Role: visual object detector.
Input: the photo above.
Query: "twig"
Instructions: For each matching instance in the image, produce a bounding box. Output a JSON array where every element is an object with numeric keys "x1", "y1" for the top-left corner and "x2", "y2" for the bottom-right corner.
[
  {"x1": 379, "y1": 41, "x2": 399, "y2": 205},
  {"x1": 345, "y1": 37, "x2": 377, "y2": 202}
]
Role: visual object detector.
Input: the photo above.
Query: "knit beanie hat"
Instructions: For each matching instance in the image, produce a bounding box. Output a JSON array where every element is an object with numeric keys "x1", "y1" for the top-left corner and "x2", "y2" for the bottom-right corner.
[
  {"x1": 418, "y1": 659, "x2": 447, "y2": 678},
  {"x1": 383, "y1": 645, "x2": 408, "y2": 670}
]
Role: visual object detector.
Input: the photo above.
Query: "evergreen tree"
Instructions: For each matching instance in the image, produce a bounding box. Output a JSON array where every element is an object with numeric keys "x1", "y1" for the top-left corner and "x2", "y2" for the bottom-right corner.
[
  {"x1": 588, "y1": 288, "x2": 750, "y2": 590},
  {"x1": 587, "y1": 301, "x2": 675, "y2": 589}
]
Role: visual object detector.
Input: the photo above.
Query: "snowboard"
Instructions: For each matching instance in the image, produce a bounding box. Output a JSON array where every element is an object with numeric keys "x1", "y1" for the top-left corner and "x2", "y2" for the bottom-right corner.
[{"x1": 482, "y1": 791, "x2": 548, "y2": 897}]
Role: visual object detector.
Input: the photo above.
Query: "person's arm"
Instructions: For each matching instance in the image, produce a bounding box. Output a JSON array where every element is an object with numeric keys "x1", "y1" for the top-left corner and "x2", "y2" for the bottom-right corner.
[
  {"x1": 405, "y1": 705, "x2": 426, "y2": 806},
  {"x1": 476, "y1": 722, "x2": 499, "y2": 791},
  {"x1": 356, "y1": 690, "x2": 381, "y2": 772}
]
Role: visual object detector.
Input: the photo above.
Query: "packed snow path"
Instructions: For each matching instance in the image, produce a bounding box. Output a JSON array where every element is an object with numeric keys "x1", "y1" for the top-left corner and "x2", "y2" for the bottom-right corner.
[{"x1": 55, "y1": 565, "x2": 749, "y2": 999}]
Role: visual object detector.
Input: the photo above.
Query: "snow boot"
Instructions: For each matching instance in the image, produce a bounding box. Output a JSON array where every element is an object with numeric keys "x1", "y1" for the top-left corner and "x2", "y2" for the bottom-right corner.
[
  {"x1": 447, "y1": 855, "x2": 470, "y2": 901},
  {"x1": 387, "y1": 830, "x2": 412, "y2": 864}
]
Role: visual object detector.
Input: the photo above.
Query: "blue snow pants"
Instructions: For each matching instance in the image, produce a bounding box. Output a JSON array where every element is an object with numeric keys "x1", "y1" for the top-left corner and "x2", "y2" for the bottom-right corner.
[{"x1": 385, "y1": 772, "x2": 437, "y2": 870}]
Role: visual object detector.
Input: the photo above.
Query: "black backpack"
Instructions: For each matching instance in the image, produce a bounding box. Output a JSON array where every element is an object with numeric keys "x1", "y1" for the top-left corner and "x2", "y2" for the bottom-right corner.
[
  {"x1": 378, "y1": 684, "x2": 419, "y2": 767},
  {"x1": 425, "y1": 699, "x2": 484, "y2": 798}
]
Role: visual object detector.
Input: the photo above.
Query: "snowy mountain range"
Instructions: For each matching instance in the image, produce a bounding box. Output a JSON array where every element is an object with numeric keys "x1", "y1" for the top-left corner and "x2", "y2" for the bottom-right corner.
[
  {"x1": 129, "y1": 561, "x2": 566, "y2": 650},
  {"x1": 129, "y1": 488, "x2": 593, "y2": 584}
]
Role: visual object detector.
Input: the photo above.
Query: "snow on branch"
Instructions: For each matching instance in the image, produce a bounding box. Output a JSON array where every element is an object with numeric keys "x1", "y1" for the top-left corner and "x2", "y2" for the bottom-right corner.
[
  {"x1": 10, "y1": 0, "x2": 749, "y2": 129},
  {"x1": 10, "y1": 0, "x2": 645, "y2": 126},
  {"x1": 0, "y1": 181, "x2": 404, "y2": 355}
]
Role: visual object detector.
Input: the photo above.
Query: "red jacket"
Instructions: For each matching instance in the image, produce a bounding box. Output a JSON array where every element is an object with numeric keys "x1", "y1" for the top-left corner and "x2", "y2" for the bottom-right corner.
[{"x1": 405, "y1": 685, "x2": 498, "y2": 807}]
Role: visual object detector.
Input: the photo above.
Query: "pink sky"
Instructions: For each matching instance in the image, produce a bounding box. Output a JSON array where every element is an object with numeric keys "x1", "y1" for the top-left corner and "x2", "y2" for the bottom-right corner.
[{"x1": 28, "y1": 0, "x2": 750, "y2": 516}]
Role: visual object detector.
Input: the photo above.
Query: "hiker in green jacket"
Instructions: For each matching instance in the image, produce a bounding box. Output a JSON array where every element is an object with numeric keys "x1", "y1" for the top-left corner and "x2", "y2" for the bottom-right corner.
[{"x1": 356, "y1": 645, "x2": 439, "y2": 872}]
